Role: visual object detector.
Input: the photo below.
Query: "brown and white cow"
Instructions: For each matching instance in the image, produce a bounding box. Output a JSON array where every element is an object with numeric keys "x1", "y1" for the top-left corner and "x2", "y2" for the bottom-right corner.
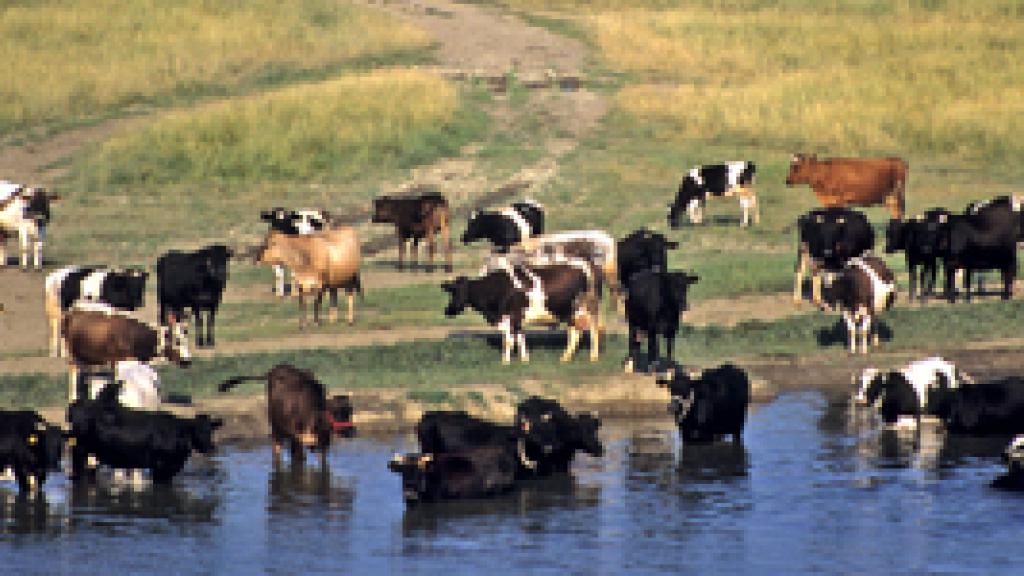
[
  {"x1": 513, "y1": 230, "x2": 620, "y2": 306},
  {"x1": 257, "y1": 227, "x2": 361, "y2": 327},
  {"x1": 371, "y1": 189, "x2": 452, "y2": 272},
  {"x1": 824, "y1": 255, "x2": 897, "y2": 354},
  {"x1": 786, "y1": 154, "x2": 908, "y2": 220},
  {"x1": 62, "y1": 304, "x2": 191, "y2": 401},
  {"x1": 0, "y1": 181, "x2": 59, "y2": 270}
]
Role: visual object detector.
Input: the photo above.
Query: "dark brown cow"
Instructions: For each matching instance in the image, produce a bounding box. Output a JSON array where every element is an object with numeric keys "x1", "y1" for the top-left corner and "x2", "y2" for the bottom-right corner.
[
  {"x1": 371, "y1": 188, "x2": 452, "y2": 272},
  {"x1": 219, "y1": 364, "x2": 353, "y2": 464},
  {"x1": 786, "y1": 154, "x2": 908, "y2": 220},
  {"x1": 62, "y1": 305, "x2": 191, "y2": 401}
]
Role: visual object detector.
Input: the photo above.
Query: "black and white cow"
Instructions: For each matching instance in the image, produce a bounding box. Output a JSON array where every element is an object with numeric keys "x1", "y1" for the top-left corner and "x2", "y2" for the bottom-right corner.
[
  {"x1": 940, "y1": 203, "x2": 1018, "y2": 302},
  {"x1": 442, "y1": 259, "x2": 600, "y2": 364},
  {"x1": 794, "y1": 207, "x2": 875, "y2": 304},
  {"x1": 929, "y1": 377, "x2": 1024, "y2": 436},
  {"x1": 656, "y1": 363, "x2": 750, "y2": 443},
  {"x1": 462, "y1": 200, "x2": 544, "y2": 251},
  {"x1": 616, "y1": 228, "x2": 679, "y2": 289},
  {"x1": 824, "y1": 255, "x2": 896, "y2": 354},
  {"x1": 992, "y1": 435, "x2": 1024, "y2": 491},
  {"x1": 0, "y1": 181, "x2": 59, "y2": 270},
  {"x1": 860, "y1": 371, "x2": 926, "y2": 429},
  {"x1": 157, "y1": 244, "x2": 232, "y2": 347},
  {"x1": 259, "y1": 208, "x2": 331, "y2": 295},
  {"x1": 854, "y1": 357, "x2": 968, "y2": 411},
  {"x1": 623, "y1": 269, "x2": 699, "y2": 373},
  {"x1": 388, "y1": 447, "x2": 518, "y2": 504},
  {"x1": 44, "y1": 265, "x2": 148, "y2": 357},
  {"x1": 885, "y1": 208, "x2": 951, "y2": 301},
  {"x1": 668, "y1": 161, "x2": 757, "y2": 227},
  {"x1": 0, "y1": 410, "x2": 64, "y2": 492}
]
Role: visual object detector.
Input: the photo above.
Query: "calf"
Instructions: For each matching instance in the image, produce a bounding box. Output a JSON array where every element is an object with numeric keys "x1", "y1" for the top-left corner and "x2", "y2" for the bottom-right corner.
[
  {"x1": 157, "y1": 244, "x2": 232, "y2": 347},
  {"x1": 67, "y1": 383, "x2": 221, "y2": 483},
  {"x1": 616, "y1": 228, "x2": 679, "y2": 289},
  {"x1": 371, "y1": 189, "x2": 452, "y2": 272},
  {"x1": 442, "y1": 259, "x2": 600, "y2": 364},
  {"x1": 0, "y1": 181, "x2": 59, "y2": 270},
  {"x1": 656, "y1": 363, "x2": 750, "y2": 443},
  {"x1": 992, "y1": 435, "x2": 1024, "y2": 491},
  {"x1": 514, "y1": 397, "x2": 603, "y2": 476},
  {"x1": 259, "y1": 207, "x2": 332, "y2": 296},
  {"x1": 623, "y1": 269, "x2": 699, "y2": 373},
  {"x1": 0, "y1": 411, "x2": 64, "y2": 492},
  {"x1": 44, "y1": 265, "x2": 148, "y2": 357},
  {"x1": 462, "y1": 199, "x2": 544, "y2": 251},
  {"x1": 388, "y1": 447, "x2": 517, "y2": 504},
  {"x1": 668, "y1": 161, "x2": 758, "y2": 227},
  {"x1": 786, "y1": 154, "x2": 907, "y2": 219},
  {"x1": 794, "y1": 207, "x2": 874, "y2": 304},
  {"x1": 885, "y1": 209, "x2": 950, "y2": 301},
  {"x1": 930, "y1": 377, "x2": 1024, "y2": 435},
  {"x1": 825, "y1": 255, "x2": 896, "y2": 354},
  {"x1": 940, "y1": 204, "x2": 1018, "y2": 302},
  {"x1": 219, "y1": 364, "x2": 351, "y2": 464}
]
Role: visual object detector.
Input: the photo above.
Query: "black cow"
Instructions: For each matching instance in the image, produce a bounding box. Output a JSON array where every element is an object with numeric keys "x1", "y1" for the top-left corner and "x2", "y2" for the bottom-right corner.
[
  {"x1": 930, "y1": 377, "x2": 1024, "y2": 435},
  {"x1": 0, "y1": 411, "x2": 64, "y2": 492},
  {"x1": 259, "y1": 207, "x2": 331, "y2": 295},
  {"x1": 388, "y1": 447, "x2": 518, "y2": 504},
  {"x1": 67, "y1": 383, "x2": 222, "y2": 483},
  {"x1": 668, "y1": 161, "x2": 758, "y2": 227},
  {"x1": 416, "y1": 411, "x2": 517, "y2": 455},
  {"x1": 656, "y1": 363, "x2": 750, "y2": 443},
  {"x1": 939, "y1": 207, "x2": 1017, "y2": 302},
  {"x1": 885, "y1": 208, "x2": 951, "y2": 301},
  {"x1": 623, "y1": 269, "x2": 699, "y2": 373},
  {"x1": 514, "y1": 397, "x2": 603, "y2": 475},
  {"x1": 462, "y1": 200, "x2": 544, "y2": 251},
  {"x1": 616, "y1": 228, "x2": 679, "y2": 289},
  {"x1": 992, "y1": 436, "x2": 1024, "y2": 491},
  {"x1": 793, "y1": 207, "x2": 874, "y2": 305},
  {"x1": 157, "y1": 244, "x2": 232, "y2": 347},
  {"x1": 965, "y1": 195, "x2": 1024, "y2": 239}
]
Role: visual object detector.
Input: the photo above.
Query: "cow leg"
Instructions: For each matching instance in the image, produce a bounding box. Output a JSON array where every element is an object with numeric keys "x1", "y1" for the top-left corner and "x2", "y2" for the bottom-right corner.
[
  {"x1": 272, "y1": 265, "x2": 286, "y2": 296},
  {"x1": 298, "y1": 292, "x2": 309, "y2": 328},
  {"x1": 665, "y1": 332, "x2": 675, "y2": 363},
  {"x1": 443, "y1": 221, "x2": 453, "y2": 273},
  {"x1": 0, "y1": 238, "x2": 6, "y2": 267},
  {"x1": 794, "y1": 251, "x2": 808, "y2": 303},
  {"x1": 865, "y1": 313, "x2": 876, "y2": 351},
  {"x1": 346, "y1": 289, "x2": 355, "y2": 325},
  {"x1": 499, "y1": 317, "x2": 514, "y2": 364},
  {"x1": 964, "y1": 270, "x2": 973, "y2": 302},
  {"x1": 272, "y1": 439, "x2": 283, "y2": 463},
  {"x1": 313, "y1": 291, "x2": 325, "y2": 325},
  {"x1": 426, "y1": 231, "x2": 436, "y2": 273},
  {"x1": 328, "y1": 288, "x2": 339, "y2": 323},
  {"x1": 945, "y1": 267, "x2": 956, "y2": 303},
  {"x1": 811, "y1": 270, "x2": 823, "y2": 306},
  {"x1": 516, "y1": 332, "x2": 529, "y2": 363},
  {"x1": 588, "y1": 315, "x2": 600, "y2": 362},
  {"x1": 647, "y1": 330, "x2": 659, "y2": 369},
  {"x1": 842, "y1": 312, "x2": 857, "y2": 354},
  {"x1": 625, "y1": 325, "x2": 639, "y2": 373},
  {"x1": 49, "y1": 313, "x2": 61, "y2": 358},
  {"x1": 410, "y1": 240, "x2": 419, "y2": 271},
  {"x1": 1002, "y1": 268, "x2": 1014, "y2": 300},
  {"x1": 397, "y1": 234, "x2": 405, "y2": 271},
  {"x1": 19, "y1": 229, "x2": 30, "y2": 270},
  {"x1": 562, "y1": 325, "x2": 581, "y2": 362},
  {"x1": 193, "y1": 309, "x2": 205, "y2": 347},
  {"x1": 206, "y1": 308, "x2": 216, "y2": 347},
  {"x1": 68, "y1": 365, "x2": 79, "y2": 402}
]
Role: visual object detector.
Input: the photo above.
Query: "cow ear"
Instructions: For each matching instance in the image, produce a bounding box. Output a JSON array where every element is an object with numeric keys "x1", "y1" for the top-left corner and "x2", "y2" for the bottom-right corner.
[
  {"x1": 666, "y1": 241, "x2": 679, "y2": 250},
  {"x1": 686, "y1": 273, "x2": 699, "y2": 284}
]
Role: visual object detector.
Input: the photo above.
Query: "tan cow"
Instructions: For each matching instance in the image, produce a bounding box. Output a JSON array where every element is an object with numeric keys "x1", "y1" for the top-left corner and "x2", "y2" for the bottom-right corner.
[
  {"x1": 257, "y1": 227, "x2": 361, "y2": 327},
  {"x1": 786, "y1": 154, "x2": 908, "y2": 220}
]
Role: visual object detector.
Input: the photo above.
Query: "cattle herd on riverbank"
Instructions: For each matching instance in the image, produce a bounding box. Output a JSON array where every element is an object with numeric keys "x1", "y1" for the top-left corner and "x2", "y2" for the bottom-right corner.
[{"x1": 2, "y1": 152, "x2": 1024, "y2": 500}]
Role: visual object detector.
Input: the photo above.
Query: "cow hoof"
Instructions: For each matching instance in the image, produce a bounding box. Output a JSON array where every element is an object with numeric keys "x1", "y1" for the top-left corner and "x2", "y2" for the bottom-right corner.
[
  {"x1": 501, "y1": 358, "x2": 511, "y2": 365},
  {"x1": 445, "y1": 266, "x2": 453, "y2": 273}
]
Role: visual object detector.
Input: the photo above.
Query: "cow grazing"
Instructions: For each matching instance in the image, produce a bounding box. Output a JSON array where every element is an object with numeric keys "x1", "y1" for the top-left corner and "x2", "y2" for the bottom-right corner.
[
  {"x1": 825, "y1": 255, "x2": 896, "y2": 354},
  {"x1": 0, "y1": 411, "x2": 64, "y2": 492},
  {"x1": 656, "y1": 363, "x2": 750, "y2": 443},
  {"x1": 219, "y1": 364, "x2": 351, "y2": 464},
  {"x1": 259, "y1": 207, "x2": 332, "y2": 296},
  {"x1": 623, "y1": 269, "x2": 699, "y2": 373},
  {"x1": 860, "y1": 371, "x2": 925, "y2": 429},
  {"x1": 371, "y1": 189, "x2": 452, "y2": 272},
  {"x1": 929, "y1": 377, "x2": 1024, "y2": 436},
  {"x1": 0, "y1": 181, "x2": 59, "y2": 270},
  {"x1": 514, "y1": 229, "x2": 620, "y2": 304},
  {"x1": 67, "y1": 382, "x2": 221, "y2": 483},
  {"x1": 992, "y1": 436, "x2": 1024, "y2": 491},
  {"x1": 62, "y1": 306, "x2": 191, "y2": 402},
  {"x1": 668, "y1": 161, "x2": 758, "y2": 227},
  {"x1": 462, "y1": 200, "x2": 545, "y2": 251},
  {"x1": 514, "y1": 397, "x2": 603, "y2": 475},
  {"x1": 786, "y1": 154, "x2": 908, "y2": 219},
  {"x1": 885, "y1": 209, "x2": 951, "y2": 301},
  {"x1": 940, "y1": 203, "x2": 1018, "y2": 302},
  {"x1": 44, "y1": 265, "x2": 148, "y2": 357},
  {"x1": 157, "y1": 244, "x2": 232, "y2": 347},
  {"x1": 616, "y1": 228, "x2": 679, "y2": 289},
  {"x1": 257, "y1": 227, "x2": 361, "y2": 327},
  {"x1": 442, "y1": 259, "x2": 600, "y2": 364},
  {"x1": 793, "y1": 207, "x2": 875, "y2": 304},
  {"x1": 388, "y1": 447, "x2": 518, "y2": 504}
]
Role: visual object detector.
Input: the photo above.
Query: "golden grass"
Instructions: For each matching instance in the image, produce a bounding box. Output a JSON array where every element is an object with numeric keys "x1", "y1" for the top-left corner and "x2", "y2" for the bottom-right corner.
[{"x1": 0, "y1": 0, "x2": 430, "y2": 133}]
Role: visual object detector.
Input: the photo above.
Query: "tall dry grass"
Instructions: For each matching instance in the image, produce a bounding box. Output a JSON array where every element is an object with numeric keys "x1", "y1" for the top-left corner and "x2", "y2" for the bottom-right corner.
[{"x1": 0, "y1": 0, "x2": 430, "y2": 134}]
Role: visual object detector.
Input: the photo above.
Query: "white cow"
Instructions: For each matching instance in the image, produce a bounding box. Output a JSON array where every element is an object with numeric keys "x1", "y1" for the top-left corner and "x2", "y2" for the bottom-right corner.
[{"x1": 0, "y1": 181, "x2": 58, "y2": 270}]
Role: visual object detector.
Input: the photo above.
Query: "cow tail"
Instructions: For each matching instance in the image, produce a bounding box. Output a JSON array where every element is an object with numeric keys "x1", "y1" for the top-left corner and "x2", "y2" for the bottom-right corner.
[
  {"x1": 354, "y1": 272, "x2": 364, "y2": 300},
  {"x1": 218, "y1": 374, "x2": 267, "y2": 393}
]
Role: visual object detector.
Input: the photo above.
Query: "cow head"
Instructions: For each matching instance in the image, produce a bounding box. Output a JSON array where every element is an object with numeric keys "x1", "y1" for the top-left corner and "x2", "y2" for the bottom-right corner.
[
  {"x1": 785, "y1": 153, "x2": 816, "y2": 186},
  {"x1": 1004, "y1": 436, "x2": 1024, "y2": 473},
  {"x1": 861, "y1": 370, "x2": 893, "y2": 408},
  {"x1": 388, "y1": 452, "x2": 435, "y2": 503},
  {"x1": 884, "y1": 219, "x2": 906, "y2": 253},
  {"x1": 656, "y1": 364, "x2": 700, "y2": 418},
  {"x1": 666, "y1": 271, "x2": 699, "y2": 312},
  {"x1": 326, "y1": 394, "x2": 356, "y2": 437},
  {"x1": 619, "y1": 228, "x2": 679, "y2": 274},
  {"x1": 21, "y1": 187, "x2": 58, "y2": 226},
  {"x1": 27, "y1": 420, "x2": 65, "y2": 472},
  {"x1": 189, "y1": 414, "x2": 223, "y2": 454},
  {"x1": 515, "y1": 397, "x2": 604, "y2": 466},
  {"x1": 201, "y1": 244, "x2": 233, "y2": 287},
  {"x1": 111, "y1": 267, "x2": 149, "y2": 309},
  {"x1": 371, "y1": 197, "x2": 396, "y2": 224},
  {"x1": 461, "y1": 210, "x2": 487, "y2": 244},
  {"x1": 441, "y1": 277, "x2": 470, "y2": 317},
  {"x1": 160, "y1": 321, "x2": 192, "y2": 366}
]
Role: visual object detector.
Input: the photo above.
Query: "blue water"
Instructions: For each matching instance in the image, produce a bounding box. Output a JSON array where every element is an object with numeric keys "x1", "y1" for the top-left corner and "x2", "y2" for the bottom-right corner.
[{"x1": 2, "y1": 392, "x2": 1023, "y2": 575}]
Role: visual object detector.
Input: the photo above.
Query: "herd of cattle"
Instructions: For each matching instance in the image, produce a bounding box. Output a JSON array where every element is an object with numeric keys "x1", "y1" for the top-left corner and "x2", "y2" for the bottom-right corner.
[{"x1": 2, "y1": 150, "x2": 1024, "y2": 499}]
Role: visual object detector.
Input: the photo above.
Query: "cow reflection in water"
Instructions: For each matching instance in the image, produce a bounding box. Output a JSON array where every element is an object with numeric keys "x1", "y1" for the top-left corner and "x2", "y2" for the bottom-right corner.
[
  {"x1": 0, "y1": 490, "x2": 60, "y2": 536},
  {"x1": 268, "y1": 461, "x2": 354, "y2": 515},
  {"x1": 67, "y1": 481, "x2": 218, "y2": 524},
  {"x1": 626, "y1": 428, "x2": 750, "y2": 488}
]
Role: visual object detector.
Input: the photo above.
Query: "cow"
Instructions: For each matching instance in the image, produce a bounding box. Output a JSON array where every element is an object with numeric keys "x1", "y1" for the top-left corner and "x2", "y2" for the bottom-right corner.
[
  {"x1": 67, "y1": 382, "x2": 221, "y2": 484},
  {"x1": 0, "y1": 411, "x2": 64, "y2": 492},
  {"x1": 785, "y1": 154, "x2": 908, "y2": 219},
  {"x1": 885, "y1": 209, "x2": 951, "y2": 301},
  {"x1": 859, "y1": 370, "x2": 926, "y2": 430},
  {"x1": 0, "y1": 181, "x2": 59, "y2": 270},
  {"x1": 939, "y1": 206, "x2": 1017, "y2": 302},
  {"x1": 824, "y1": 255, "x2": 896, "y2": 354},
  {"x1": 157, "y1": 244, "x2": 232, "y2": 347},
  {"x1": 416, "y1": 411, "x2": 518, "y2": 455},
  {"x1": 256, "y1": 227, "x2": 361, "y2": 327},
  {"x1": 259, "y1": 207, "x2": 332, "y2": 296},
  {"x1": 325, "y1": 394, "x2": 356, "y2": 438},
  {"x1": 441, "y1": 259, "x2": 600, "y2": 364},
  {"x1": 371, "y1": 189, "x2": 452, "y2": 272},
  {"x1": 462, "y1": 199, "x2": 544, "y2": 251},
  {"x1": 929, "y1": 377, "x2": 1024, "y2": 435},
  {"x1": 514, "y1": 229, "x2": 620, "y2": 304},
  {"x1": 623, "y1": 269, "x2": 699, "y2": 373},
  {"x1": 388, "y1": 447, "x2": 518, "y2": 504},
  {"x1": 854, "y1": 357, "x2": 971, "y2": 410},
  {"x1": 793, "y1": 207, "x2": 874, "y2": 305},
  {"x1": 668, "y1": 161, "x2": 758, "y2": 227},
  {"x1": 44, "y1": 265, "x2": 148, "y2": 357},
  {"x1": 656, "y1": 363, "x2": 750, "y2": 443},
  {"x1": 514, "y1": 397, "x2": 603, "y2": 476},
  {"x1": 219, "y1": 364, "x2": 352, "y2": 465},
  {"x1": 616, "y1": 228, "x2": 679, "y2": 290},
  {"x1": 85, "y1": 360, "x2": 162, "y2": 411},
  {"x1": 992, "y1": 435, "x2": 1024, "y2": 491},
  {"x1": 62, "y1": 305, "x2": 191, "y2": 402}
]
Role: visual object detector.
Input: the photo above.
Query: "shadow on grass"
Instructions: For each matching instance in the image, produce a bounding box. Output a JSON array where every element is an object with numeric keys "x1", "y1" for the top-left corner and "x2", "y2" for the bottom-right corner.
[{"x1": 815, "y1": 318, "x2": 893, "y2": 349}]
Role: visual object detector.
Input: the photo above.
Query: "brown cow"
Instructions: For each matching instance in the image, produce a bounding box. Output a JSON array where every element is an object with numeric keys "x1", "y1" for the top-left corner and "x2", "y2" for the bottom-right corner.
[
  {"x1": 62, "y1": 304, "x2": 191, "y2": 402},
  {"x1": 218, "y1": 364, "x2": 353, "y2": 464},
  {"x1": 257, "y1": 227, "x2": 361, "y2": 327},
  {"x1": 786, "y1": 154, "x2": 908, "y2": 220},
  {"x1": 371, "y1": 189, "x2": 452, "y2": 272}
]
